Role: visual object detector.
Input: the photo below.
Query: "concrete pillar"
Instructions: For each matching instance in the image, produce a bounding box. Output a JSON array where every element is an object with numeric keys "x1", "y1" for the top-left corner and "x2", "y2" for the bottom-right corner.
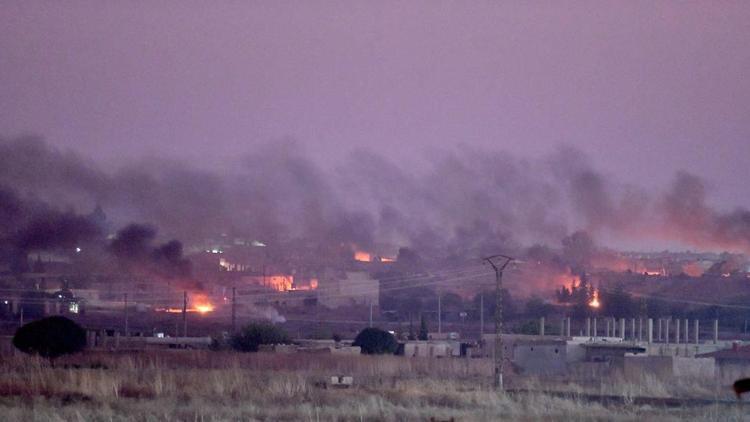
[
  {"x1": 606, "y1": 319, "x2": 611, "y2": 337},
  {"x1": 713, "y1": 319, "x2": 719, "y2": 344},
  {"x1": 539, "y1": 317, "x2": 545, "y2": 336},
  {"x1": 613, "y1": 318, "x2": 618, "y2": 337},
  {"x1": 631, "y1": 318, "x2": 636, "y2": 342},
  {"x1": 647, "y1": 318, "x2": 653, "y2": 344},
  {"x1": 684, "y1": 319, "x2": 689, "y2": 344},
  {"x1": 586, "y1": 318, "x2": 591, "y2": 338},
  {"x1": 638, "y1": 318, "x2": 643, "y2": 342},
  {"x1": 593, "y1": 318, "x2": 598, "y2": 341},
  {"x1": 566, "y1": 317, "x2": 571, "y2": 337},
  {"x1": 675, "y1": 319, "x2": 680, "y2": 344},
  {"x1": 665, "y1": 318, "x2": 671, "y2": 345},
  {"x1": 560, "y1": 319, "x2": 565, "y2": 336},
  {"x1": 694, "y1": 320, "x2": 699, "y2": 344},
  {"x1": 657, "y1": 319, "x2": 662, "y2": 342},
  {"x1": 620, "y1": 318, "x2": 626, "y2": 340}
]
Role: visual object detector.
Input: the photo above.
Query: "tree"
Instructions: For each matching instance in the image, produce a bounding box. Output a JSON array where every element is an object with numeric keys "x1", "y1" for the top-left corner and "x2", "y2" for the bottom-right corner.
[
  {"x1": 353, "y1": 327, "x2": 398, "y2": 355},
  {"x1": 418, "y1": 315, "x2": 429, "y2": 340},
  {"x1": 601, "y1": 285, "x2": 634, "y2": 318},
  {"x1": 525, "y1": 296, "x2": 553, "y2": 318},
  {"x1": 230, "y1": 323, "x2": 290, "y2": 352},
  {"x1": 472, "y1": 289, "x2": 517, "y2": 320},
  {"x1": 13, "y1": 316, "x2": 86, "y2": 361}
]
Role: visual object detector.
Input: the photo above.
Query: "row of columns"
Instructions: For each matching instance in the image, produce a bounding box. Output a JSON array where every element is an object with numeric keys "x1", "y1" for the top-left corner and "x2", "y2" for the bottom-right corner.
[{"x1": 539, "y1": 316, "x2": 720, "y2": 344}]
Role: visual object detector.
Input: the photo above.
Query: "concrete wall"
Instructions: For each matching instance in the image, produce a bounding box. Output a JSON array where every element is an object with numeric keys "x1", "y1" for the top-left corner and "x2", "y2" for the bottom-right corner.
[
  {"x1": 403, "y1": 341, "x2": 461, "y2": 358},
  {"x1": 624, "y1": 354, "x2": 715, "y2": 381},
  {"x1": 624, "y1": 355, "x2": 674, "y2": 380},
  {"x1": 673, "y1": 356, "x2": 715, "y2": 378},
  {"x1": 513, "y1": 344, "x2": 567, "y2": 376}
]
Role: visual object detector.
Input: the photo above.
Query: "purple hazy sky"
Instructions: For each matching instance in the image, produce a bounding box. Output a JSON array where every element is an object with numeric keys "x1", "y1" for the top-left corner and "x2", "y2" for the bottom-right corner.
[{"x1": 2, "y1": 1, "x2": 749, "y2": 207}]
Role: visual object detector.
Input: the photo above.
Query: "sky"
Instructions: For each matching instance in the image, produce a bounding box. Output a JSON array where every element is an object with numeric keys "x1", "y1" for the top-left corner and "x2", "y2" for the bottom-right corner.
[{"x1": 2, "y1": 1, "x2": 750, "y2": 209}]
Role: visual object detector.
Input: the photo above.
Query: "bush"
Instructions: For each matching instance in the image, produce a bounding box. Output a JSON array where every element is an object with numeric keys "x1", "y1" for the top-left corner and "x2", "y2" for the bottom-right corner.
[
  {"x1": 13, "y1": 316, "x2": 86, "y2": 360},
  {"x1": 353, "y1": 327, "x2": 398, "y2": 355},
  {"x1": 230, "y1": 323, "x2": 290, "y2": 352}
]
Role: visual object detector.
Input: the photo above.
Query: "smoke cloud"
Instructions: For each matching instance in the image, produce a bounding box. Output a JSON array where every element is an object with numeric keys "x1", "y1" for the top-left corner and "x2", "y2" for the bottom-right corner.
[{"x1": 1, "y1": 135, "x2": 750, "y2": 273}]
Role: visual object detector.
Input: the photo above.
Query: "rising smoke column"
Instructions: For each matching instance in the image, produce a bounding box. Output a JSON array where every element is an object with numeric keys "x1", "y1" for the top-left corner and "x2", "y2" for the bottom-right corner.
[{"x1": 3, "y1": 135, "x2": 750, "y2": 264}]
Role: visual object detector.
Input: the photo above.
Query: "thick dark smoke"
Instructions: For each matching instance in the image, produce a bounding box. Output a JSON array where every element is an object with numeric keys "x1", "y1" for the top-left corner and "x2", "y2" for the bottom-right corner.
[
  {"x1": 0, "y1": 184, "x2": 102, "y2": 272},
  {"x1": 2, "y1": 135, "x2": 750, "y2": 270},
  {"x1": 659, "y1": 172, "x2": 750, "y2": 252},
  {"x1": 110, "y1": 224, "x2": 191, "y2": 278}
]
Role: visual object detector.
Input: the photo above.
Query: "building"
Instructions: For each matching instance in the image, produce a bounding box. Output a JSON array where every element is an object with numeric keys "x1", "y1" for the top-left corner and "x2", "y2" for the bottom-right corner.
[
  {"x1": 400, "y1": 340, "x2": 462, "y2": 358},
  {"x1": 318, "y1": 270, "x2": 378, "y2": 309}
]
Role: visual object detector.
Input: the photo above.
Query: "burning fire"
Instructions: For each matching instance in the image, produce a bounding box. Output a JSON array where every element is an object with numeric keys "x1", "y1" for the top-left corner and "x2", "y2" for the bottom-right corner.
[
  {"x1": 588, "y1": 290, "x2": 600, "y2": 308},
  {"x1": 290, "y1": 278, "x2": 319, "y2": 291},
  {"x1": 157, "y1": 293, "x2": 215, "y2": 314},
  {"x1": 194, "y1": 303, "x2": 214, "y2": 313},
  {"x1": 354, "y1": 251, "x2": 372, "y2": 262},
  {"x1": 265, "y1": 275, "x2": 294, "y2": 292}
]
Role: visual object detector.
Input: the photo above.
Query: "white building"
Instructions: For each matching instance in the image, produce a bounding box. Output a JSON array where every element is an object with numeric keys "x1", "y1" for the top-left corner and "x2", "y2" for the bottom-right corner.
[{"x1": 318, "y1": 270, "x2": 379, "y2": 309}]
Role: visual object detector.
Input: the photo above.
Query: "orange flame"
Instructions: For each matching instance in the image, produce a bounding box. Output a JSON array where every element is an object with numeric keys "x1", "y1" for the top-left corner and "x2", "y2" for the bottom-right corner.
[
  {"x1": 589, "y1": 290, "x2": 600, "y2": 308},
  {"x1": 156, "y1": 293, "x2": 215, "y2": 314},
  {"x1": 265, "y1": 275, "x2": 293, "y2": 291},
  {"x1": 354, "y1": 251, "x2": 372, "y2": 262}
]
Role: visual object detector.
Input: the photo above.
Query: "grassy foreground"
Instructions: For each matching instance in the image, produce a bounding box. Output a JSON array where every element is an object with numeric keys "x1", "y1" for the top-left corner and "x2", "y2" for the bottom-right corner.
[{"x1": 0, "y1": 351, "x2": 745, "y2": 421}]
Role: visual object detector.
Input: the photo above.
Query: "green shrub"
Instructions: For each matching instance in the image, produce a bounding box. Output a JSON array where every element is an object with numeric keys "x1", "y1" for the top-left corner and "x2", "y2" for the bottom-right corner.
[
  {"x1": 13, "y1": 316, "x2": 86, "y2": 360},
  {"x1": 230, "y1": 323, "x2": 290, "y2": 352},
  {"x1": 353, "y1": 327, "x2": 398, "y2": 355}
]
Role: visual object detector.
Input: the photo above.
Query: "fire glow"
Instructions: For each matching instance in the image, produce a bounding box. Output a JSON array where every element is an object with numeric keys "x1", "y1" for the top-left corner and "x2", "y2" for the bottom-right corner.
[
  {"x1": 589, "y1": 290, "x2": 600, "y2": 308},
  {"x1": 264, "y1": 275, "x2": 294, "y2": 292},
  {"x1": 156, "y1": 293, "x2": 215, "y2": 314},
  {"x1": 354, "y1": 251, "x2": 372, "y2": 262}
]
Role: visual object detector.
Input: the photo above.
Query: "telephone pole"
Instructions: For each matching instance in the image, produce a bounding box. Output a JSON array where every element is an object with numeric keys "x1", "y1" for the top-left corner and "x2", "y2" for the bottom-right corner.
[
  {"x1": 123, "y1": 293, "x2": 129, "y2": 338},
  {"x1": 231, "y1": 287, "x2": 237, "y2": 333},
  {"x1": 437, "y1": 294, "x2": 442, "y2": 334},
  {"x1": 182, "y1": 291, "x2": 188, "y2": 338},
  {"x1": 484, "y1": 254, "x2": 513, "y2": 390},
  {"x1": 479, "y1": 293, "x2": 484, "y2": 340}
]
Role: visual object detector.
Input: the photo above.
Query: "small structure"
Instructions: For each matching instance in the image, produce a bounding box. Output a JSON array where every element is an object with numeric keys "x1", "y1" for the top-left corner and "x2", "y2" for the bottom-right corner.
[
  {"x1": 581, "y1": 342, "x2": 646, "y2": 364},
  {"x1": 624, "y1": 354, "x2": 715, "y2": 380},
  {"x1": 697, "y1": 343, "x2": 750, "y2": 377},
  {"x1": 329, "y1": 376, "x2": 354, "y2": 388},
  {"x1": 510, "y1": 338, "x2": 569, "y2": 376},
  {"x1": 401, "y1": 340, "x2": 462, "y2": 358}
]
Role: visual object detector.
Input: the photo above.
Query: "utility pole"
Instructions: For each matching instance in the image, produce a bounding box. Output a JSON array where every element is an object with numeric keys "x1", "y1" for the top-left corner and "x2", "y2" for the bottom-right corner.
[
  {"x1": 479, "y1": 293, "x2": 484, "y2": 340},
  {"x1": 484, "y1": 254, "x2": 513, "y2": 390},
  {"x1": 231, "y1": 287, "x2": 237, "y2": 333},
  {"x1": 182, "y1": 291, "x2": 188, "y2": 338},
  {"x1": 124, "y1": 293, "x2": 129, "y2": 338},
  {"x1": 437, "y1": 294, "x2": 442, "y2": 334}
]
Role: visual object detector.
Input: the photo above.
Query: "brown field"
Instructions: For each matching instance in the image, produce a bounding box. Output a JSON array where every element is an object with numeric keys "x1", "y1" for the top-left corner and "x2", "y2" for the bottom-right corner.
[{"x1": 0, "y1": 351, "x2": 746, "y2": 421}]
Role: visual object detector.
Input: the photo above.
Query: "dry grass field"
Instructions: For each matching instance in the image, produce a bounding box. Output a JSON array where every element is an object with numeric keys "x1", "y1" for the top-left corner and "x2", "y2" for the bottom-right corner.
[{"x1": 0, "y1": 351, "x2": 746, "y2": 421}]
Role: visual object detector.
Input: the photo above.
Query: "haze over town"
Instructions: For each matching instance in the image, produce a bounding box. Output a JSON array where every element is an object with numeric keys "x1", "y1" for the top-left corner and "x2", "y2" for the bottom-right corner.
[{"x1": 1, "y1": 2, "x2": 750, "y2": 421}]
